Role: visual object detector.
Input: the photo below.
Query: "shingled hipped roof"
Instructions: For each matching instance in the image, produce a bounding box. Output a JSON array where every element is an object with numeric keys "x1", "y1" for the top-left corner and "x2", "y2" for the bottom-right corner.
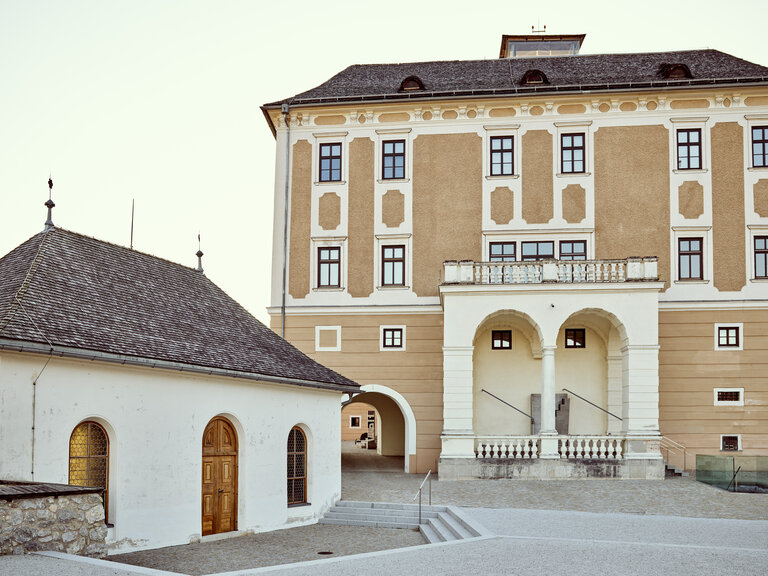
[
  {"x1": 0, "y1": 228, "x2": 358, "y2": 392},
  {"x1": 263, "y1": 49, "x2": 768, "y2": 110}
]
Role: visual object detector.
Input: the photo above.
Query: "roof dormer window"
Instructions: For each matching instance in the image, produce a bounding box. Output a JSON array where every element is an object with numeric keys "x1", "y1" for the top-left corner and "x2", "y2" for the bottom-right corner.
[
  {"x1": 659, "y1": 63, "x2": 693, "y2": 79},
  {"x1": 521, "y1": 69, "x2": 549, "y2": 85},
  {"x1": 399, "y1": 75, "x2": 425, "y2": 92}
]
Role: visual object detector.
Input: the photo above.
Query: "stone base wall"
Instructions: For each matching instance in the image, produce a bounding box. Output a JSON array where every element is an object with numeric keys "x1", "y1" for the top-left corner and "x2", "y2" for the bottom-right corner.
[
  {"x1": 0, "y1": 493, "x2": 107, "y2": 557},
  {"x1": 438, "y1": 457, "x2": 665, "y2": 481}
]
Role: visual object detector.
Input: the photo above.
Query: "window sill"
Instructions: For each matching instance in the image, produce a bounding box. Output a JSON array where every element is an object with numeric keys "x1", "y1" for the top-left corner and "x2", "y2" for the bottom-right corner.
[
  {"x1": 314, "y1": 180, "x2": 346, "y2": 186},
  {"x1": 747, "y1": 167, "x2": 768, "y2": 172},
  {"x1": 381, "y1": 346, "x2": 406, "y2": 351},
  {"x1": 673, "y1": 169, "x2": 707, "y2": 174},
  {"x1": 674, "y1": 279, "x2": 708, "y2": 284},
  {"x1": 288, "y1": 502, "x2": 311, "y2": 509},
  {"x1": 485, "y1": 174, "x2": 519, "y2": 180},
  {"x1": 750, "y1": 278, "x2": 768, "y2": 282},
  {"x1": 556, "y1": 172, "x2": 591, "y2": 178},
  {"x1": 377, "y1": 285, "x2": 410, "y2": 290},
  {"x1": 313, "y1": 287, "x2": 345, "y2": 292},
  {"x1": 377, "y1": 178, "x2": 410, "y2": 184}
]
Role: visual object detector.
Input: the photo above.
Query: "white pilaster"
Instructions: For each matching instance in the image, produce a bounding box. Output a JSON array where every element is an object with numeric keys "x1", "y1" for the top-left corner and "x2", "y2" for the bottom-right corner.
[
  {"x1": 539, "y1": 345, "x2": 559, "y2": 458},
  {"x1": 441, "y1": 346, "x2": 476, "y2": 458},
  {"x1": 606, "y1": 354, "x2": 623, "y2": 434},
  {"x1": 621, "y1": 345, "x2": 661, "y2": 435}
]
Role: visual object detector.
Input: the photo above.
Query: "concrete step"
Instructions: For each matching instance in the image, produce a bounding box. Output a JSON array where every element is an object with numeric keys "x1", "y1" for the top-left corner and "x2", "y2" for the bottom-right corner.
[
  {"x1": 425, "y1": 517, "x2": 455, "y2": 542},
  {"x1": 323, "y1": 510, "x2": 438, "y2": 523},
  {"x1": 664, "y1": 464, "x2": 690, "y2": 478},
  {"x1": 326, "y1": 505, "x2": 438, "y2": 518},
  {"x1": 419, "y1": 523, "x2": 440, "y2": 544},
  {"x1": 439, "y1": 511, "x2": 475, "y2": 540},
  {"x1": 445, "y1": 507, "x2": 483, "y2": 537},
  {"x1": 319, "y1": 517, "x2": 419, "y2": 529},
  {"x1": 336, "y1": 500, "x2": 446, "y2": 512}
]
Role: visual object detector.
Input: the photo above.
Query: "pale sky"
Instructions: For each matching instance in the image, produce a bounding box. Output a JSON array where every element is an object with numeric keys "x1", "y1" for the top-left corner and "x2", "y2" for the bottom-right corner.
[{"x1": 2, "y1": 0, "x2": 767, "y2": 323}]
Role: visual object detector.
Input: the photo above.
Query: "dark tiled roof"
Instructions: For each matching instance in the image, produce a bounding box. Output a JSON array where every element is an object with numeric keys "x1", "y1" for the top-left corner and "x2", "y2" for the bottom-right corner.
[
  {"x1": 0, "y1": 480, "x2": 103, "y2": 500},
  {"x1": 0, "y1": 228, "x2": 358, "y2": 392},
  {"x1": 264, "y1": 49, "x2": 768, "y2": 107}
]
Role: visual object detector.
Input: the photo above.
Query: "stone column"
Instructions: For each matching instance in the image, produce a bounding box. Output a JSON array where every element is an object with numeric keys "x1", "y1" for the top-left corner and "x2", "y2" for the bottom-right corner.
[
  {"x1": 539, "y1": 345, "x2": 560, "y2": 458},
  {"x1": 440, "y1": 346, "x2": 476, "y2": 459}
]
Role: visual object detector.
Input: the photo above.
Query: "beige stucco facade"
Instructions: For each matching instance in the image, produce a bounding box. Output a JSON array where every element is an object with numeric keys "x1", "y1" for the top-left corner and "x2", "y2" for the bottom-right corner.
[{"x1": 266, "y1": 77, "x2": 768, "y2": 476}]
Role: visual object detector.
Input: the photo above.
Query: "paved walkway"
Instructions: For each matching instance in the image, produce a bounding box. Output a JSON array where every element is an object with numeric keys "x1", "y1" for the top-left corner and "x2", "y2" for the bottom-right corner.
[{"x1": 2, "y1": 453, "x2": 767, "y2": 576}]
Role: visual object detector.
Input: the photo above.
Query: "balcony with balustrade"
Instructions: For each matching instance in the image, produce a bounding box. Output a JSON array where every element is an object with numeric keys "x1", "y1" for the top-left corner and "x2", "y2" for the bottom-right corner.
[{"x1": 437, "y1": 256, "x2": 665, "y2": 480}]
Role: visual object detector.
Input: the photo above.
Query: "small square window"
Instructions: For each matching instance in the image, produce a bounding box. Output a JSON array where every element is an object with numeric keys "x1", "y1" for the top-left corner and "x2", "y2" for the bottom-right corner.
[
  {"x1": 382, "y1": 140, "x2": 406, "y2": 180},
  {"x1": 489, "y1": 242, "x2": 516, "y2": 262},
  {"x1": 678, "y1": 237, "x2": 703, "y2": 280},
  {"x1": 752, "y1": 126, "x2": 768, "y2": 168},
  {"x1": 490, "y1": 136, "x2": 514, "y2": 176},
  {"x1": 565, "y1": 328, "x2": 585, "y2": 348},
  {"x1": 382, "y1": 328, "x2": 403, "y2": 349},
  {"x1": 717, "y1": 326, "x2": 740, "y2": 348},
  {"x1": 561, "y1": 133, "x2": 585, "y2": 174},
  {"x1": 319, "y1": 143, "x2": 342, "y2": 182},
  {"x1": 559, "y1": 240, "x2": 587, "y2": 261},
  {"x1": 677, "y1": 129, "x2": 702, "y2": 170},
  {"x1": 714, "y1": 324, "x2": 743, "y2": 351},
  {"x1": 491, "y1": 330, "x2": 511, "y2": 350},
  {"x1": 381, "y1": 245, "x2": 405, "y2": 286},
  {"x1": 721, "y1": 435, "x2": 740, "y2": 452},
  {"x1": 349, "y1": 416, "x2": 361, "y2": 429},
  {"x1": 755, "y1": 236, "x2": 768, "y2": 279}
]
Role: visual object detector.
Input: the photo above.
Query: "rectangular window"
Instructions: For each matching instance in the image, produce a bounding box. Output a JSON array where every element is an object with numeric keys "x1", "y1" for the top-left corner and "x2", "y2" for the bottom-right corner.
[
  {"x1": 381, "y1": 245, "x2": 405, "y2": 286},
  {"x1": 382, "y1": 140, "x2": 405, "y2": 180},
  {"x1": 491, "y1": 330, "x2": 511, "y2": 349},
  {"x1": 721, "y1": 435, "x2": 740, "y2": 452},
  {"x1": 561, "y1": 133, "x2": 585, "y2": 174},
  {"x1": 753, "y1": 126, "x2": 768, "y2": 168},
  {"x1": 677, "y1": 129, "x2": 702, "y2": 170},
  {"x1": 382, "y1": 328, "x2": 403, "y2": 349},
  {"x1": 319, "y1": 143, "x2": 342, "y2": 182},
  {"x1": 714, "y1": 388, "x2": 744, "y2": 406},
  {"x1": 559, "y1": 240, "x2": 587, "y2": 260},
  {"x1": 678, "y1": 237, "x2": 703, "y2": 280},
  {"x1": 349, "y1": 416, "x2": 361, "y2": 428},
  {"x1": 489, "y1": 241, "x2": 516, "y2": 262},
  {"x1": 755, "y1": 236, "x2": 768, "y2": 279},
  {"x1": 717, "y1": 326, "x2": 740, "y2": 348},
  {"x1": 490, "y1": 136, "x2": 514, "y2": 176},
  {"x1": 317, "y1": 247, "x2": 341, "y2": 288},
  {"x1": 521, "y1": 241, "x2": 555, "y2": 261},
  {"x1": 565, "y1": 328, "x2": 585, "y2": 348}
]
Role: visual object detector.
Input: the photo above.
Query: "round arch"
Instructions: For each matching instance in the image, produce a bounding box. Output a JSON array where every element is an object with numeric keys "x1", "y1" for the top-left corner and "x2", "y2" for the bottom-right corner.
[
  {"x1": 473, "y1": 309, "x2": 545, "y2": 356},
  {"x1": 349, "y1": 384, "x2": 417, "y2": 473},
  {"x1": 68, "y1": 416, "x2": 115, "y2": 524}
]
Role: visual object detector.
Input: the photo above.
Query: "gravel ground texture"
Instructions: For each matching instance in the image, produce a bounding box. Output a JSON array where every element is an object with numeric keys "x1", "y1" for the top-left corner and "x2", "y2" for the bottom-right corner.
[{"x1": 108, "y1": 524, "x2": 425, "y2": 575}]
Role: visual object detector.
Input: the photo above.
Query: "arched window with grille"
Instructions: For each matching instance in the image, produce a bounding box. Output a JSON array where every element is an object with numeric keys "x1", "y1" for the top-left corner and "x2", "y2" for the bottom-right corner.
[
  {"x1": 287, "y1": 426, "x2": 307, "y2": 505},
  {"x1": 69, "y1": 421, "x2": 109, "y2": 522}
]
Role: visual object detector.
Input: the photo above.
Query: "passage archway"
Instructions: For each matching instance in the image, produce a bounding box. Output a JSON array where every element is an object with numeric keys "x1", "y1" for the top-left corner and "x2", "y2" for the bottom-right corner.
[
  {"x1": 341, "y1": 385, "x2": 416, "y2": 473},
  {"x1": 202, "y1": 417, "x2": 238, "y2": 536}
]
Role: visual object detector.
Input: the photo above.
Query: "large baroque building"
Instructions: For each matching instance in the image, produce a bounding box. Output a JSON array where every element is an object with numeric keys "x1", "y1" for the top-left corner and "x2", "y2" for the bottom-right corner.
[{"x1": 262, "y1": 34, "x2": 768, "y2": 479}]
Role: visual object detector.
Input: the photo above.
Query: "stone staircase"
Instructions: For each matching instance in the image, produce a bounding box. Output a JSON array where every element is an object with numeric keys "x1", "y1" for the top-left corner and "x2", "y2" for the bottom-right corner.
[
  {"x1": 319, "y1": 500, "x2": 484, "y2": 544},
  {"x1": 664, "y1": 464, "x2": 690, "y2": 478}
]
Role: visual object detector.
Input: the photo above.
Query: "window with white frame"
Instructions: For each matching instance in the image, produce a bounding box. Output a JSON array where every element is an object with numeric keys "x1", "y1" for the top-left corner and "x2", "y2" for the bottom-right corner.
[
  {"x1": 676, "y1": 128, "x2": 702, "y2": 170},
  {"x1": 678, "y1": 237, "x2": 703, "y2": 280},
  {"x1": 714, "y1": 388, "x2": 744, "y2": 406},
  {"x1": 490, "y1": 136, "x2": 515, "y2": 176},
  {"x1": 349, "y1": 416, "x2": 361, "y2": 429},
  {"x1": 489, "y1": 241, "x2": 516, "y2": 262},
  {"x1": 755, "y1": 235, "x2": 768, "y2": 279},
  {"x1": 714, "y1": 323, "x2": 743, "y2": 351},
  {"x1": 381, "y1": 244, "x2": 405, "y2": 286},
  {"x1": 380, "y1": 325, "x2": 406, "y2": 350},
  {"x1": 752, "y1": 125, "x2": 768, "y2": 168},
  {"x1": 560, "y1": 133, "x2": 586, "y2": 174},
  {"x1": 720, "y1": 434, "x2": 741, "y2": 452},
  {"x1": 318, "y1": 143, "x2": 342, "y2": 182},
  {"x1": 317, "y1": 246, "x2": 341, "y2": 288}
]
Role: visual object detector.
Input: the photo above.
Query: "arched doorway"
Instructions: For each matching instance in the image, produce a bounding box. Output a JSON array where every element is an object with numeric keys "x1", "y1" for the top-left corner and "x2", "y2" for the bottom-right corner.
[
  {"x1": 69, "y1": 421, "x2": 109, "y2": 522},
  {"x1": 202, "y1": 417, "x2": 238, "y2": 536},
  {"x1": 341, "y1": 385, "x2": 417, "y2": 473}
]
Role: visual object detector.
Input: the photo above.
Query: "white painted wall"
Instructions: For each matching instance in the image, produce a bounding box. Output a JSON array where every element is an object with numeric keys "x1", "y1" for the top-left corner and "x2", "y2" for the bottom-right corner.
[{"x1": 0, "y1": 351, "x2": 342, "y2": 553}]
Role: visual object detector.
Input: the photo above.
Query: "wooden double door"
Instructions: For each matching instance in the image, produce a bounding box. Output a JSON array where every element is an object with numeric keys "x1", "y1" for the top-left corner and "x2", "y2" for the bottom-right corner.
[{"x1": 202, "y1": 417, "x2": 238, "y2": 535}]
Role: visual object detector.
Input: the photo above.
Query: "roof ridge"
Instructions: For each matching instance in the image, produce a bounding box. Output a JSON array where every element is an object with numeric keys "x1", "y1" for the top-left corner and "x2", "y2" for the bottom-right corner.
[
  {"x1": 0, "y1": 230, "x2": 52, "y2": 335},
  {"x1": 53, "y1": 227, "x2": 201, "y2": 273}
]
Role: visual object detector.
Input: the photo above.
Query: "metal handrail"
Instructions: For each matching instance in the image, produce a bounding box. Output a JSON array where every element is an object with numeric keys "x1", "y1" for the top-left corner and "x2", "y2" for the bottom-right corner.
[
  {"x1": 412, "y1": 469, "x2": 432, "y2": 525},
  {"x1": 727, "y1": 466, "x2": 742, "y2": 492},
  {"x1": 562, "y1": 388, "x2": 622, "y2": 421},
  {"x1": 660, "y1": 436, "x2": 688, "y2": 472},
  {"x1": 481, "y1": 389, "x2": 535, "y2": 422}
]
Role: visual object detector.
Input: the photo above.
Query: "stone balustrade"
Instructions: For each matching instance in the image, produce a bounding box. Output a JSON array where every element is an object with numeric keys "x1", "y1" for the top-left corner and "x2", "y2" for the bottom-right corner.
[
  {"x1": 475, "y1": 435, "x2": 626, "y2": 460},
  {"x1": 443, "y1": 257, "x2": 658, "y2": 285}
]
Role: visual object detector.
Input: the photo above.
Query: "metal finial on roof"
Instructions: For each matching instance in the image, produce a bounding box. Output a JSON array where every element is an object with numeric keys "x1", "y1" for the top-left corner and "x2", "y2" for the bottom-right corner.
[
  {"x1": 196, "y1": 233, "x2": 204, "y2": 273},
  {"x1": 44, "y1": 176, "x2": 55, "y2": 231}
]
